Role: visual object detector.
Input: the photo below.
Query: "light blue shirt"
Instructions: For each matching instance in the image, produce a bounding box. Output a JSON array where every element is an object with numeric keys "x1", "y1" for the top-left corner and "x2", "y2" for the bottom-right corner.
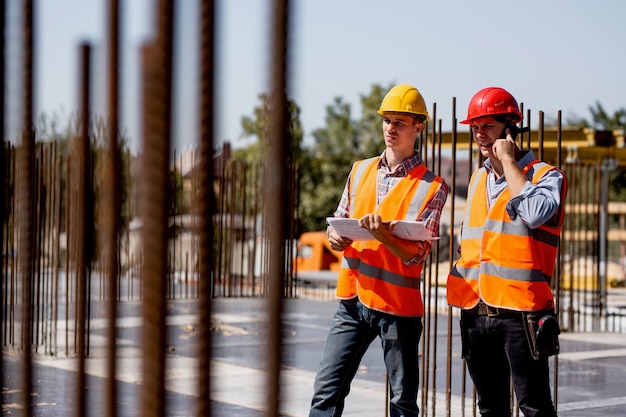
[{"x1": 484, "y1": 150, "x2": 564, "y2": 229}]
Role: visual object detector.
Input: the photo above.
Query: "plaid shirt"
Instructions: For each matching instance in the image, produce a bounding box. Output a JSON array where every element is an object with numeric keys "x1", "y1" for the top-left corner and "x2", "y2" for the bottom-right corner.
[{"x1": 333, "y1": 151, "x2": 448, "y2": 264}]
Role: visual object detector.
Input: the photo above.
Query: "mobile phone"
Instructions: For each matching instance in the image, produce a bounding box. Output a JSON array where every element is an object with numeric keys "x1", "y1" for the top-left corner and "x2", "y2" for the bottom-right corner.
[{"x1": 505, "y1": 122, "x2": 521, "y2": 138}]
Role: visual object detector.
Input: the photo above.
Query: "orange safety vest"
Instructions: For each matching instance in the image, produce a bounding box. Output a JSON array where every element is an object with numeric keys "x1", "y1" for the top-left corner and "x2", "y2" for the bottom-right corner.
[
  {"x1": 336, "y1": 156, "x2": 445, "y2": 317},
  {"x1": 447, "y1": 161, "x2": 567, "y2": 312}
]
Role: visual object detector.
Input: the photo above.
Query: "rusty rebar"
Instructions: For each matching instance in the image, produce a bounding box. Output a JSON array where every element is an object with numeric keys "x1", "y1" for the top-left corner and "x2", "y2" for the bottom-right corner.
[
  {"x1": 553, "y1": 110, "x2": 563, "y2": 412},
  {"x1": 74, "y1": 41, "x2": 92, "y2": 417},
  {"x1": 140, "y1": 0, "x2": 174, "y2": 415},
  {"x1": 196, "y1": 0, "x2": 216, "y2": 413},
  {"x1": 103, "y1": 0, "x2": 121, "y2": 415},
  {"x1": 19, "y1": 1, "x2": 35, "y2": 415},
  {"x1": 538, "y1": 111, "x2": 545, "y2": 161},
  {"x1": 0, "y1": 0, "x2": 5, "y2": 379},
  {"x1": 445, "y1": 96, "x2": 458, "y2": 417},
  {"x1": 265, "y1": 0, "x2": 290, "y2": 414}
]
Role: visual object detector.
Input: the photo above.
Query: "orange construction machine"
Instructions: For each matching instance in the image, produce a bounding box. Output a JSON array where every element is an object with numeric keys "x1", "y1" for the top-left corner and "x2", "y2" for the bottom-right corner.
[{"x1": 294, "y1": 231, "x2": 343, "y2": 272}]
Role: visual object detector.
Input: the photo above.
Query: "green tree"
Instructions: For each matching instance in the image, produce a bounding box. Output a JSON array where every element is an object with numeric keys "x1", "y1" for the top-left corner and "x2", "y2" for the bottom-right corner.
[
  {"x1": 236, "y1": 83, "x2": 421, "y2": 234},
  {"x1": 239, "y1": 92, "x2": 303, "y2": 166},
  {"x1": 298, "y1": 97, "x2": 358, "y2": 232},
  {"x1": 170, "y1": 168, "x2": 186, "y2": 216},
  {"x1": 355, "y1": 83, "x2": 391, "y2": 157},
  {"x1": 234, "y1": 93, "x2": 303, "y2": 227},
  {"x1": 583, "y1": 101, "x2": 626, "y2": 131},
  {"x1": 297, "y1": 83, "x2": 393, "y2": 232},
  {"x1": 574, "y1": 102, "x2": 626, "y2": 243},
  {"x1": 581, "y1": 103, "x2": 626, "y2": 204}
]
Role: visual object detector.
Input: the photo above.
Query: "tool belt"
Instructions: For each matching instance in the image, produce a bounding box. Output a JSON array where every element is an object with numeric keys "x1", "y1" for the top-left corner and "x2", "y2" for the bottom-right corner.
[
  {"x1": 524, "y1": 310, "x2": 560, "y2": 359},
  {"x1": 468, "y1": 301, "x2": 521, "y2": 317},
  {"x1": 460, "y1": 302, "x2": 560, "y2": 361}
]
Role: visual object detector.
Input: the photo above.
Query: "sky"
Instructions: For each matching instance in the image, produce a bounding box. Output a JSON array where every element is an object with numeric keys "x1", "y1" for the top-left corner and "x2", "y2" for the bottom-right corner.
[{"x1": 6, "y1": 0, "x2": 626, "y2": 153}]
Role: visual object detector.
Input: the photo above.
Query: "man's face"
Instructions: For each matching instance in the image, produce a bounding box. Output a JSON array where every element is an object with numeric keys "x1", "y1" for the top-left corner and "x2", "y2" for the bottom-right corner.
[
  {"x1": 381, "y1": 113, "x2": 423, "y2": 150},
  {"x1": 470, "y1": 116, "x2": 506, "y2": 158}
]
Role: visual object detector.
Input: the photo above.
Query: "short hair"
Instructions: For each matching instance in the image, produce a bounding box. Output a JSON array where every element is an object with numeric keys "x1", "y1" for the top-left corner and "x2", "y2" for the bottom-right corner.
[
  {"x1": 493, "y1": 114, "x2": 515, "y2": 124},
  {"x1": 414, "y1": 115, "x2": 426, "y2": 124}
]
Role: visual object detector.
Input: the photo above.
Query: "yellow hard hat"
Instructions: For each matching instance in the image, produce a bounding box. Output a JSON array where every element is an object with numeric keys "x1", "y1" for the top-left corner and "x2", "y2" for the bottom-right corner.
[{"x1": 377, "y1": 84, "x2": 429, "y2": 122}]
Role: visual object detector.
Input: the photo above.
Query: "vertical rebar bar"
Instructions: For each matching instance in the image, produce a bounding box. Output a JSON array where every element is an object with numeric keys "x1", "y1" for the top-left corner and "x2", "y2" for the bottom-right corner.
[
  {"x1": 33, "y1": 148, "x2": 40, "y2": 351},
  {"x1": 140, "y1": 0, "x2": 174, "y2": 415},
  {"x1": 553, "y1": 110, "x2": 563, "y2": 412},
  {"x1": 431, "y1": 115, "x2": 444, "y2": 417},
  {"x1": 75, "y1": 42, "x2": 92, "y2": 417},
  {"x1": 445, "y1": 97, "x2": 457, "y2": 417},
  {"x1": 2, "y1": 146, "x2": 10, "y2": 348},
  {"x1": 251, "y1": 159, "x2": 260, "y2": 296},
  {"x1": 538, "y1": 111, "x2": 544, "y2": 161},
  {"x1": 0, "y1": 0, "x2": 5, "y2": 393},
  {"x1": 265, "y1": 0, "x2": 290, "y2": 414},
  {"x1": 422, "y1": 103, "x2": 436, "y2": 416},
  {"x1": 19, "y1": 1, "x2": 35, "y2": 415},
  {"x1": 43, "y1": 144, "x2": 51, "y2": 354},
  {"x1": 52, "y1": 142, "x2": 60, "y2": 354},
  {"x1": 196, "y1": 0, "x2": 216, "y2": 413},
  {"x1": 104, "y1": 0, "x2": 121, "y2": 415}
]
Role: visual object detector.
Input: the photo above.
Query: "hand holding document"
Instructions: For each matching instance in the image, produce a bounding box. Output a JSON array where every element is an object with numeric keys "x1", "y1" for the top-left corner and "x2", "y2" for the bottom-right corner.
[{"x1": 326, "y1": 217, "x2": 439, "y2": 241}]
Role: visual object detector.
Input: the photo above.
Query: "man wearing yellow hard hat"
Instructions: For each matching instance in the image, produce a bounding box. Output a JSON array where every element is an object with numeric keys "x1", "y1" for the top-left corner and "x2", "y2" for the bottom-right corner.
[{"x1": 309, "y1": 84, "x2": 448, "y2": 417}]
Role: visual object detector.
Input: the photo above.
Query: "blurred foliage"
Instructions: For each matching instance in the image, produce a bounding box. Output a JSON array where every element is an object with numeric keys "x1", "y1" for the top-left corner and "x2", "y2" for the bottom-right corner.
[
  {"x1": 234, "y1": 93, "x2": 303, "y2": 235},
  {"x1": 582, "y1": 101, "x2": 626, "y2": 131},
  {"x1": 297, "y1": 83, "x2": 393, "y2": 232},
  {"x1": 237, "y1": 92, "x2": 303, "y2": 165},
  {"x1": 589, "y1": 102, "x2": 626, "y2": 206},
  {"x1": 235, "y1": 83, "x2": 393, "y2": 233}
]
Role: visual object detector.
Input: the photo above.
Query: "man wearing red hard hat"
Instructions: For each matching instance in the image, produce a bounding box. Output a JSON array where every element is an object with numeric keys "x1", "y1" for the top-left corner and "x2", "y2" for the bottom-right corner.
[{"x1": 447, "y1": 87, "x2": 567, "y2": 417}]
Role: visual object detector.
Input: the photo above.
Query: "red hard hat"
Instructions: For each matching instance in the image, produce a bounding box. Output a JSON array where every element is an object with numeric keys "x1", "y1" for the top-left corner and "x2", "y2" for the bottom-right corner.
[{"x1": 461, "y1": 87, "x2": 523, "y2": 124}]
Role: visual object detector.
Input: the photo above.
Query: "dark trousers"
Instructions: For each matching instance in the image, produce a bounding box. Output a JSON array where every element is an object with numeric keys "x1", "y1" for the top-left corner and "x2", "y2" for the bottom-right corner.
[
  {"x1": 309, "y1": 298, "x2": 423, "y2": 417},
  {"x1": 461, "y1": 311, "x2": 558, "y2": 417}
]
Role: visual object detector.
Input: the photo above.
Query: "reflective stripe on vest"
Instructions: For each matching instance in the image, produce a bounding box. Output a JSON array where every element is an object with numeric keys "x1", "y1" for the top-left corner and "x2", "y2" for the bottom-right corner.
[
  {"x1": 338, "y1": 157, "x2": 379, "y2": 301},
  {"x1": 348, "y1": 157, "x2": 377, "y2": 215},
  {"x1": 336, "y1": 156, "x2": 444, "y2": 316},
  {"x1": 447, "y1": 161, "x2": 566, "y2": 312}
]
